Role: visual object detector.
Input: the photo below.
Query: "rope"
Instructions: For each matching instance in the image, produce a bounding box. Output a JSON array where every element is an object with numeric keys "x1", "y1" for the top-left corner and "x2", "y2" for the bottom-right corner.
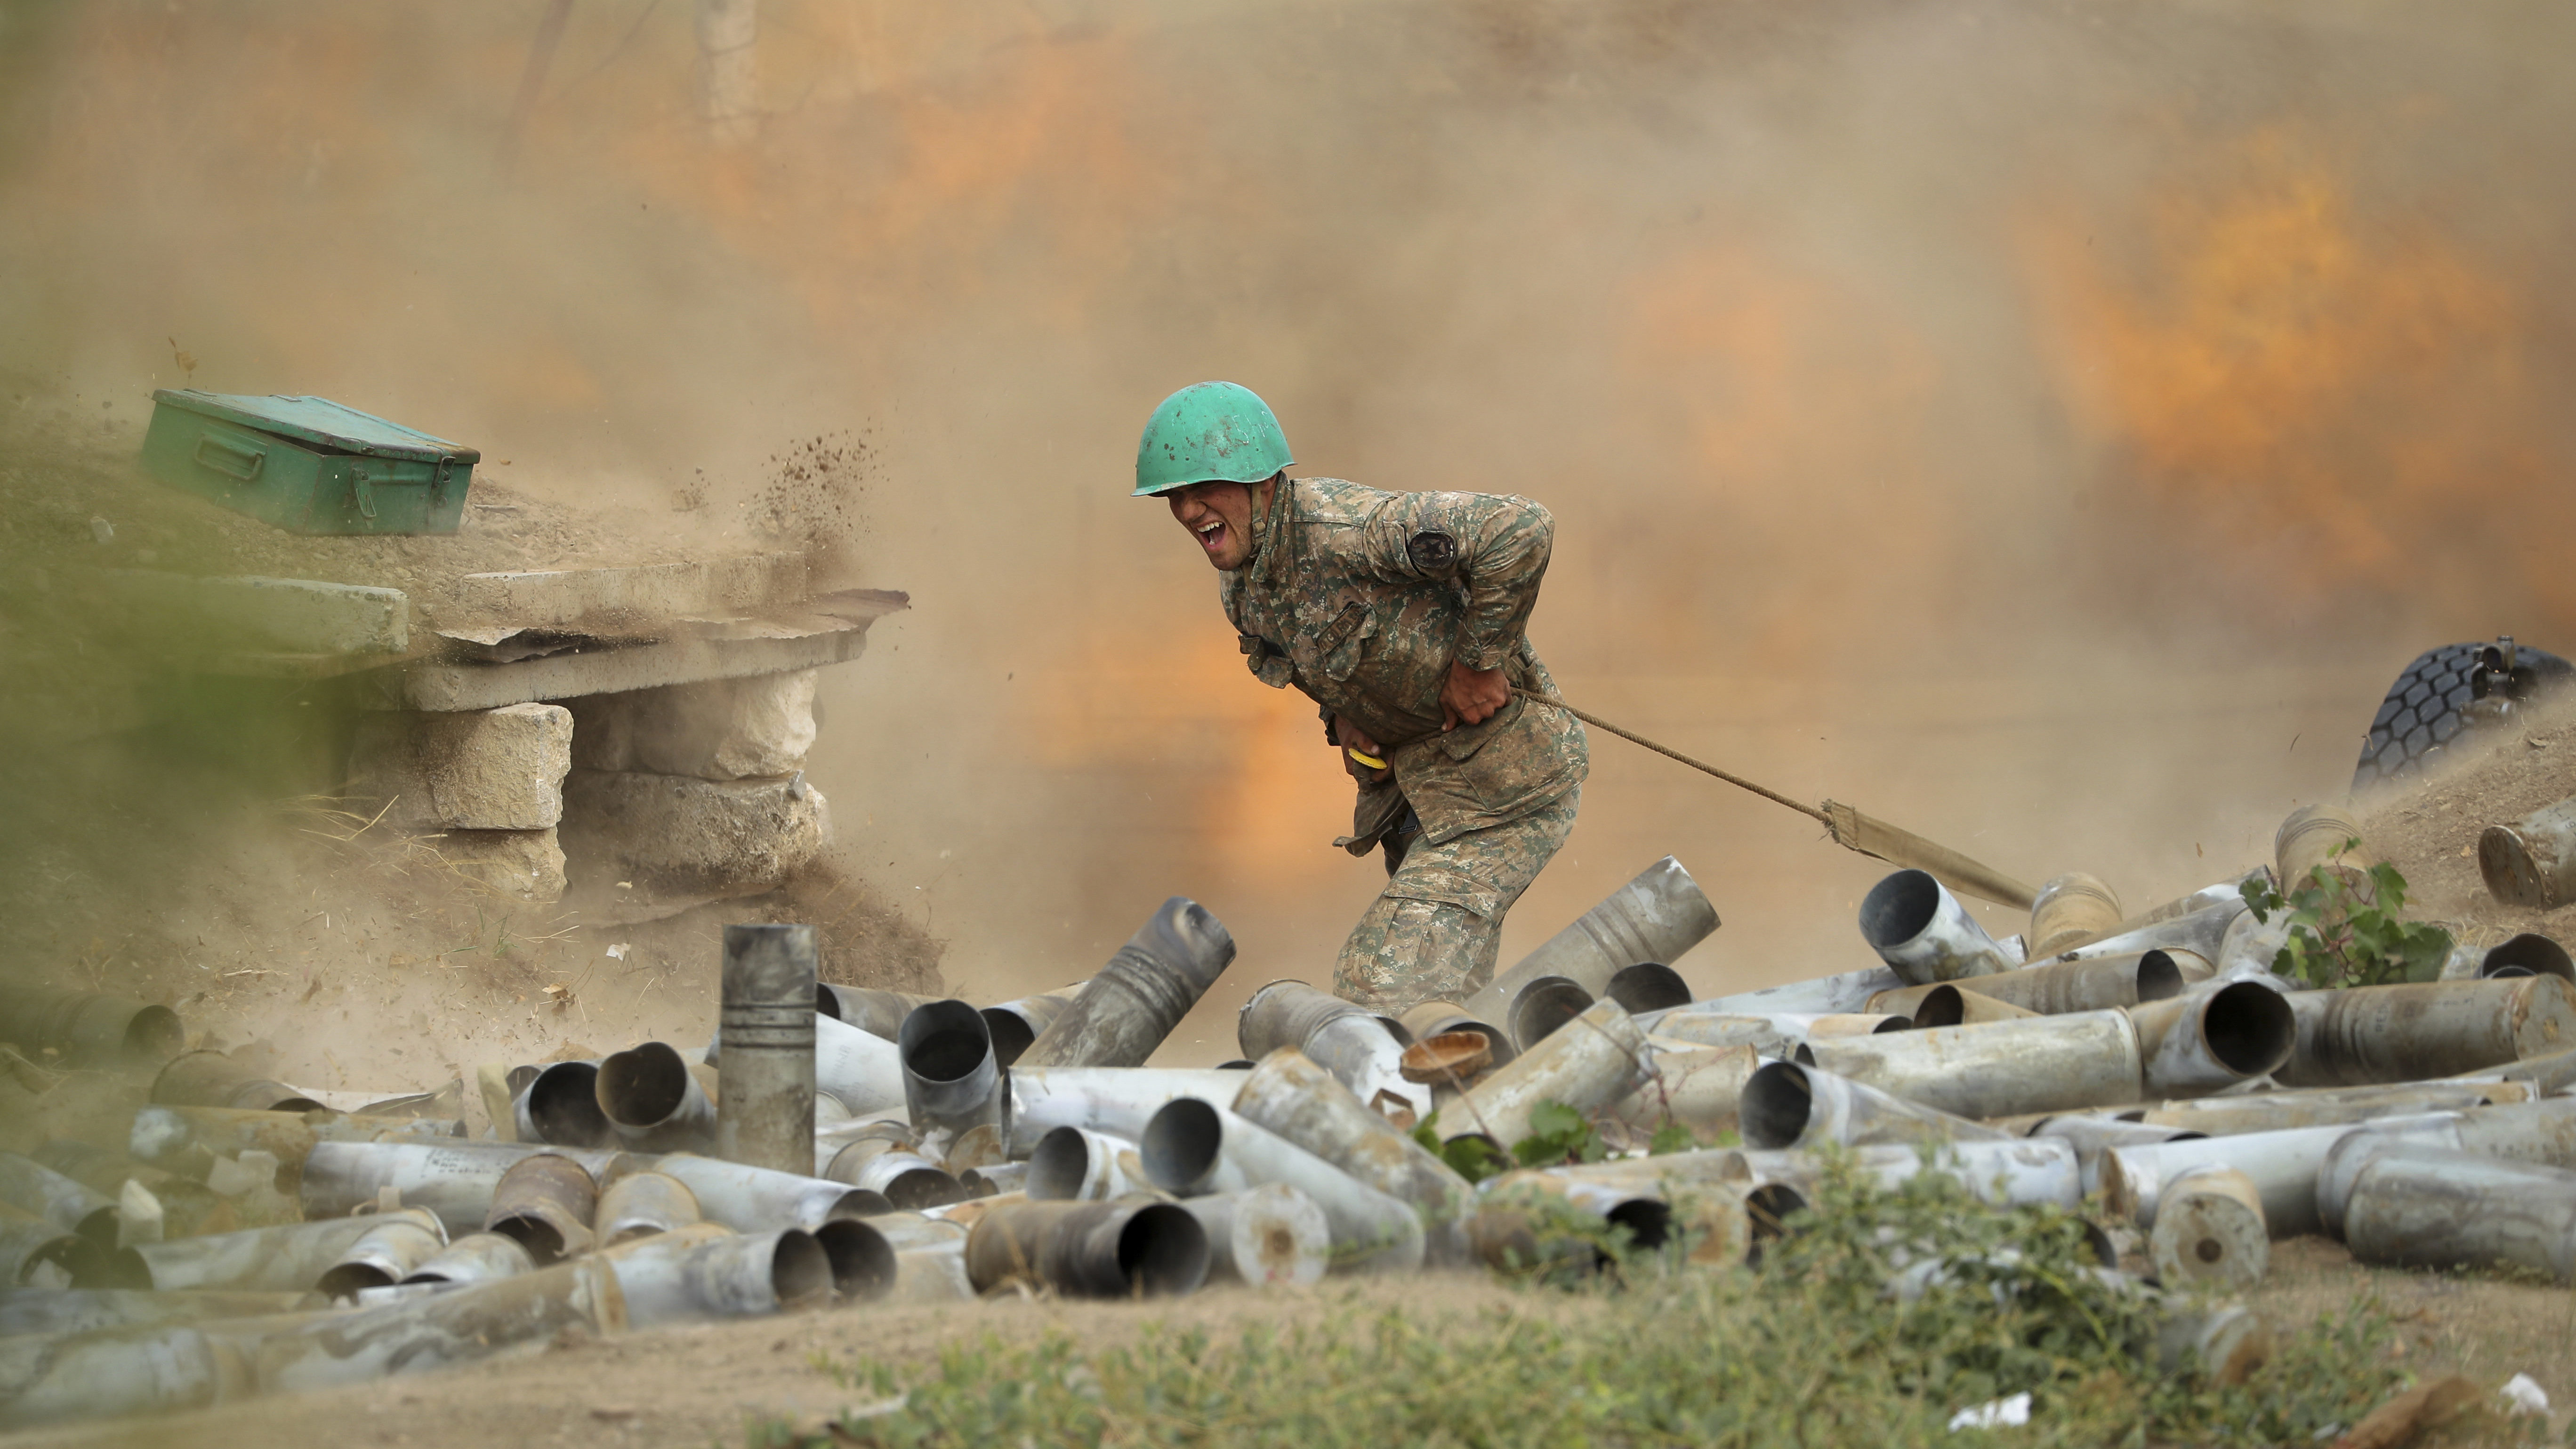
[{"x1": 1513, "y1": 687, "x2": 1832, "y2": 828}]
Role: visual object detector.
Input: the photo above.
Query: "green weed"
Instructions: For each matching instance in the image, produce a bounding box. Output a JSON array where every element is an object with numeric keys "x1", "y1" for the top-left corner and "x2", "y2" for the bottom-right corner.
[
  {"x1": 2242, "y1": 840, "x2": 2451, "y2": 990},
  {"x1": 1410, "y1": 1097, "x2": 1708, "y2": 1183},
  {"x1": 1511, "y1": 1099, "x2": 1610, "y2": 1169},
  {"x1": 1646, "y1": 1120, "x2": 1700, "y2": 1155},
  {"x1": 1409, "y1": 1111, "x2": 1511, "y2": 1184},
  {"x1": 757, "y1": 1151, "x2": 2410, "y2": 1448}
]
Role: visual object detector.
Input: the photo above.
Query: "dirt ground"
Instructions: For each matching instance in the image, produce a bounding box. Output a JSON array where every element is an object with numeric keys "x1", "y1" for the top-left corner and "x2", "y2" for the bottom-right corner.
[
  {"x1": 2358, "y1": 698, "x2": 2576, "y2": 943},
  {"x1": 0, "y1": 389, "x2": 937, "y2": 1129},
  {"x1": 2, "y1": 395, "x2": 872, "y2": 629},
  {"x1": 63, "y1": 708, "x2": 2576, "y2": 1446},
  {"x1": 14, "y1": 0, "x2": 2576, "y2": 1441},
  {"x1": 0, "y1": 764, "x2": 942, "y2": 1153},
  {"x1": 0, "y1": 1277, "x2": 1525, "y2": 1449},
  {"x1": 5, "y1": 399, "x2": 687, "y2": 621},
  {"x1": 5, "y1": 440, "x2": 2573, "y2": 1442},
  {"x1": 0, "y1": 1242, "x2": 2566, "y2": 1449},
  {"x1": 4, "y1": 398, "x2": 2570, "y2": 1438},
  {"x1": 0, "y1": 808, "x2": 943, "y2": 1151}
]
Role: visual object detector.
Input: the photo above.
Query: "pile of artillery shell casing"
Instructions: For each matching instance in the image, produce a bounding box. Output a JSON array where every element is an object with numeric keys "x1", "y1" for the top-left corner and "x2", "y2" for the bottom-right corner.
[{"x1": 9, "y1": 792, "x2": 2576, "y2": 1429}]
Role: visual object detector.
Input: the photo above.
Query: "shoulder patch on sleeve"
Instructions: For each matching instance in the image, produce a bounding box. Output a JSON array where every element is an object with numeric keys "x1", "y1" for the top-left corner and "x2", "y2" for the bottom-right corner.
[{"x1": 1407, "y1": 528, "x2": 1459, "y2": 576}]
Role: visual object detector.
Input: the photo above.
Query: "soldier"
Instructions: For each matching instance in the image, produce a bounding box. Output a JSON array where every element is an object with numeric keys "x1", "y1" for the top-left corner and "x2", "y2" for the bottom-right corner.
[{"x1": 1134, "y1": 380, "x2": 1588, "y2": 1011}]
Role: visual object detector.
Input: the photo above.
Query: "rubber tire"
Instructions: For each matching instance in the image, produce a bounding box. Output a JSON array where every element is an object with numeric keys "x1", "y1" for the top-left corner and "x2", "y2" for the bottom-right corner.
[{"x1": 2351, "y1": 642, "x2": 2576, "y2": 792}]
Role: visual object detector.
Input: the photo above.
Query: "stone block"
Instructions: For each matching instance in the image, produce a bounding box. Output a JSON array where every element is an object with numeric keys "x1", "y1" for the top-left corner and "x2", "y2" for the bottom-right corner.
[
  {"x1": 565, "y1": 671, "x2": 817, "y2": 781},
  {"x1": 349, "y1": 703, "x2": 573, "y2": 830},
  {"x1": 558, "y1": 768, "x2": 829, "y2": 903},
  {"x1": 108, "y1": 572, "x2": 409, "y2": 655},
  {"x1": 431, "y1": 829, "x2": 567, "y2": 903}
]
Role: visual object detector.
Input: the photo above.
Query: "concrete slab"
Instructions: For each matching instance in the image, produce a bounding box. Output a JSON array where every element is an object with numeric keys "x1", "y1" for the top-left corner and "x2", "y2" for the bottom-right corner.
[
  {"x1": 107, "y1": 571, "x2": 408, "y2": 655},
  {"x1": 360, "y1": 589, "x2": 906, "y2": 711},
  {"x1": 445, "y1": 554, "x2": 809, "y2": 632}
]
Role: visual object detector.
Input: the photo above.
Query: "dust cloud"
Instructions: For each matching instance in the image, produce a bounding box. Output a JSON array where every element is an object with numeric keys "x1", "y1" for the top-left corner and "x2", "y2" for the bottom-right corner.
[{"x1": 6, "y1": 0, "x2": 2576, "y2": 1058}]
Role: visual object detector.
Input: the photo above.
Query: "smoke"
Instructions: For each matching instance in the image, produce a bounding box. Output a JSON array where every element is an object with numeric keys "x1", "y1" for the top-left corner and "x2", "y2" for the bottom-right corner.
[{"x1": 6, "y1": 0, "x2": 2575, "y2": 1039}]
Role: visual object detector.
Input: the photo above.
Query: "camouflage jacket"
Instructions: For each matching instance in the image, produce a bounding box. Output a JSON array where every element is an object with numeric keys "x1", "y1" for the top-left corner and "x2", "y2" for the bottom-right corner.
[{"x1": 1219, "y1": 476, "x2": 1587, "y2": 848}]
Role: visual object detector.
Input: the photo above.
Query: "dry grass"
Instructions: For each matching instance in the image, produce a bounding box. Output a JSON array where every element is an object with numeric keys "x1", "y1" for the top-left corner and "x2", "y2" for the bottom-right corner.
[{"x1": 754, "y1": 1163, "x2": 2443, "y2": 1449}]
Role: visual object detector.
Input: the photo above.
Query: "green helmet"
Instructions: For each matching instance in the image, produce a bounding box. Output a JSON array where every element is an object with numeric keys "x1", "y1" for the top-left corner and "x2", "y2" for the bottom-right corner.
[{"x1": 1133, "y1": 381, "x2": 1293, "y2": 497}]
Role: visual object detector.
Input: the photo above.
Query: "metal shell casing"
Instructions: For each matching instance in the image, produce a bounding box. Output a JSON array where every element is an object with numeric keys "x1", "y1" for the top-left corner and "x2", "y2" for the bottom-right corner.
[{"x1": 716, "y1": 925, "x2": 817, "y2": 1175}]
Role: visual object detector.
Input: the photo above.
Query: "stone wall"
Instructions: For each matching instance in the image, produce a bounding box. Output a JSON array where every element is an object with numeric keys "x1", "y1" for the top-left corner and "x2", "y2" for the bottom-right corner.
[{"x1": 349, "y1": 670, "x2": 832, "y2": 917}]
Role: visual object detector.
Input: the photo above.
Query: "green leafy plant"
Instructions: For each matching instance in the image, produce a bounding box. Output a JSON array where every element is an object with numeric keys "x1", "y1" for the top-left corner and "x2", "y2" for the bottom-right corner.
[
  {"x1": 1407, "y1": 1112, "x2": 1510, "y2": 1183},
  {"x1": 1510, "y1": 1099, "x2": 1607, "y2": 1168},
  {"x1": 1473, "y1": 1180, "x2": 1652, "y2": 1287},
  {"x1": 2242, "y1": 838, "x2": 2451, "y2": 989},
  {"x1": 1407, "y1": 1101, "x2": 1615, "y2": 1179},
  {"x1": 1648, "y1": 1120, "x2": 1697, "y2": 1155},
  {"x1": 1757, "y1": 1148, "x2": 2165, "y2": 1403}
]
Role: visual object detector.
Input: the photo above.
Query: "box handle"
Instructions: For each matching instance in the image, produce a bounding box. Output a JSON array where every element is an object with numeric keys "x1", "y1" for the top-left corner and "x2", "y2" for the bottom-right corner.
[
  {"x1": 193, "y1": 435, "x2": 266, "y2": 483},
  {"x1": 350, "y1": 465, "x2": 379, "y2": 520}
]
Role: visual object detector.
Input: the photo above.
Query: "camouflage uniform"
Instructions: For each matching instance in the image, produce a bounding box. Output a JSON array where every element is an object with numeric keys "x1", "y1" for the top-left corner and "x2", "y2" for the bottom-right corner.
[{"x1": 1218, "y1": 475, "x2": 1588, "y2": 1011}]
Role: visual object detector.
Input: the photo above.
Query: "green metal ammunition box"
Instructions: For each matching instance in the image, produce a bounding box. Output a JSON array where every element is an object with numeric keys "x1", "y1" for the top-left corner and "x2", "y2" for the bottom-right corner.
[{"x1": 140, "y1": 390, "x2": 478, "y2": 535}]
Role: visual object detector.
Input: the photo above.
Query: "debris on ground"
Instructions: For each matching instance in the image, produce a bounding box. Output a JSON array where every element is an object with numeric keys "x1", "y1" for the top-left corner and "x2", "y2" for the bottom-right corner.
[
  {"x1": 8, "y1": 695, "x2": 2576, "y2": 1439},
  {"x1": 8, "y1": 404, "x2": 2576, "y2": 1438}
]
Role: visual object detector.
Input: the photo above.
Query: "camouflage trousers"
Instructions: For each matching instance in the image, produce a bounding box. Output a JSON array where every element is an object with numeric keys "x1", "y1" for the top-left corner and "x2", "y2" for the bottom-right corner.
[{"x1": 1330, "y1": 787, "x2": 1580, "y2": 1013}]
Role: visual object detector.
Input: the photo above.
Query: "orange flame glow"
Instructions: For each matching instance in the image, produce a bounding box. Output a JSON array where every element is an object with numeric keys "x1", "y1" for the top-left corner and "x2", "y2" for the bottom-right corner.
[{"x1": 2027, "y1": 130, "x2": 2539, "y2": 604}]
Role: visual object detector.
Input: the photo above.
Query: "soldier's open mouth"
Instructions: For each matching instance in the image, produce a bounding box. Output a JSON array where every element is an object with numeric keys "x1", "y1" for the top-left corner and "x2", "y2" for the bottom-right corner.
[{"x1": 1196, "y1": 521, "x2": 1226, "y2": 553}]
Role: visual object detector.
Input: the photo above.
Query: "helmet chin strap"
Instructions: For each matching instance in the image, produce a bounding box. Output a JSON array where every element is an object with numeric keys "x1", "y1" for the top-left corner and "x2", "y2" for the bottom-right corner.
[{"x1": 1243, "y1": 471, "x2": 1287, "y2": 565}]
